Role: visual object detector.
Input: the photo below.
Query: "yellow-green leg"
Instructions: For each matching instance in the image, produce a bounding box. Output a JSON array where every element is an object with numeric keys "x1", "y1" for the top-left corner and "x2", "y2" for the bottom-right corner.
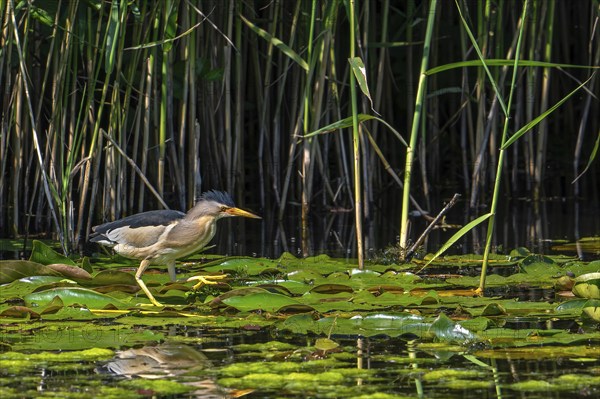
[
  {"x1": 186, "y1": 274, "x2": 228, "y2": 290},
  {"x1": 135, "y1": 259, "x2": 163, "y2": 307}
]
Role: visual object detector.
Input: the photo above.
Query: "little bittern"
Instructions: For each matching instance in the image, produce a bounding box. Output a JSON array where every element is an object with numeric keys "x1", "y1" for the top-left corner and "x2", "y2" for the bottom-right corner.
[{"x1": 90, "y1": 190, "x2": 260, "y2": 306}]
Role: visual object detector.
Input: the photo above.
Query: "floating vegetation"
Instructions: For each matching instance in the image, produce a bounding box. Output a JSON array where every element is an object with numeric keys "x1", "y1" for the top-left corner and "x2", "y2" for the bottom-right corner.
[{"x1": 0, "y1": 242, "x2": 599, "y2": 397}]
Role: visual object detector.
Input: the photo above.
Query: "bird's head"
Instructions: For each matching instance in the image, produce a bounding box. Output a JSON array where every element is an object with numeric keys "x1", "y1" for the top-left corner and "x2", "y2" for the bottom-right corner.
[{"x1": 186, "y1": 190, "x2": 261, "y2": 221}]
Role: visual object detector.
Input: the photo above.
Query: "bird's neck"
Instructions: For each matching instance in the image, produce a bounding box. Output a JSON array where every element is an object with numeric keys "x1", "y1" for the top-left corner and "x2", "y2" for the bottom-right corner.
[{"x1": 165, "y1": 216, "x2": 218, "y2": 250}]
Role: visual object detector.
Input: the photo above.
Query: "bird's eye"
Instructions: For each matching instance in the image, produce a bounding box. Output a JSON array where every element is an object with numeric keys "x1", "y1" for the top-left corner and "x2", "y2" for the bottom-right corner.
[{"x1": 221, "y1": 206, "x2": 228, "y2": 212}]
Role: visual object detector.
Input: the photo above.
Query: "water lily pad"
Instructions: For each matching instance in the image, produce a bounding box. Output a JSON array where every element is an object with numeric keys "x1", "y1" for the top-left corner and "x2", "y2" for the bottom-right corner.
[
  {"x1": 429, "y1": 313, "x2": 477, "y2": 342},
  {"x1": 278, "y1": 312, "x2": 433, "y2": 338},
  {"x1": 0, "y1": 306, "x2": 40, "y2": 319},
  {"x1": 582, "y1": 306, "x2": 600, "y2": 321},
  {"x1": 202, "y1": 257, "x2": 281, "y2": 275},
  {"x1": 287, "y1": 269, "x2": 324, "y2": 283},
  {"x1": 551, "y1": 237, "x2": 600, "y2": 255},
  {"x1": 572, "y1": 272, "x2": 600, "y2": 299},
  {"x1": 222, "y1": 291, "x2": 305, "y2": 312},
  {"x1": 314, "y1": 338, "x2": 340, "y2": 351},
  {"x1": 29, "y1": 240, "x2": 76, "y2": 266},
  {"x1": 46, "y1": 263, "x2": 92, "y2": 280},
  {"x1": 0, "y1": 260, "x2": 61, "y2": 284},
  {"x1": 521, "y1": 254, "x2": 556, "y2": 266},
  {"x1": 24, "y1": 287, "x2": 128, "y2": 309},
  {"x1": 309, "y1": 284, "x2": 354, "y2": 294},
  {"x1": 481, "y1": 303, "x2": 507, "y2": 316},
  {"x1": 90, "y1": 269, "x2": 138, "y2": 286}
]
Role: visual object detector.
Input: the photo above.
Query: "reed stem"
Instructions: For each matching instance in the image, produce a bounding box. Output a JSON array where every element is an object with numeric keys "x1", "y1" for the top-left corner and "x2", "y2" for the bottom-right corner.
[{"x1": 399, "y1": 0, "x2": 438, "y2": 252}]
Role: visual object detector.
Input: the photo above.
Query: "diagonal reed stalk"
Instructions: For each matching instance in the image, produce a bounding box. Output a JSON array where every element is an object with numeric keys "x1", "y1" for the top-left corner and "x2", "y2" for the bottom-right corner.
[{"x1": 7, "y1": 0, "x2": 65, "y2": 252}]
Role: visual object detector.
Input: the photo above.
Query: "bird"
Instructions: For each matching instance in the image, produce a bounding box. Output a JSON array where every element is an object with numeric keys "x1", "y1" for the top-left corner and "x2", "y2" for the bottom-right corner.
[{"x1": 90, "y1": 190, "x2": 261, "y2": 306}]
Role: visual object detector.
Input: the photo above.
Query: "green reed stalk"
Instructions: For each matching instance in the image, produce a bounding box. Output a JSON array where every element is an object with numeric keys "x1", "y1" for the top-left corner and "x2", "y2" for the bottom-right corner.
[
  {"x1": 478, "y1": 0, "x2": 529, "y2": 294},
  {"x1": 348, "y1": 0, "x2": 364, "y2": 268},
  {"x1": 301, "y1": 0, "x2": 317, "y2": 257},
  {"x1": 399, "y1": 0, "x2": 438, "y2": 251}
]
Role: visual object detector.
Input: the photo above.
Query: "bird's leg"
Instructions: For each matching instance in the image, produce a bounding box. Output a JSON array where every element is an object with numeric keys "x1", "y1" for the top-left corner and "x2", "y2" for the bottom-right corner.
[
  {"x1": 186, "y1": 274, "x2": 229, "y2": 290},
  {"x1": 135, "y1": 259, "x2": 163, "y2": 307},
  {"x1": 167, "y1": 261, "x2": 177, "y2": 282}
]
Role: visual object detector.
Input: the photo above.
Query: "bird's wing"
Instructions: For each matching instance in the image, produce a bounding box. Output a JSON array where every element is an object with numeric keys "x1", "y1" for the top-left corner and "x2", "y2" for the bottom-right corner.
[{"x1": 90, "y1": 210, "x2": 185, "y2": 248}]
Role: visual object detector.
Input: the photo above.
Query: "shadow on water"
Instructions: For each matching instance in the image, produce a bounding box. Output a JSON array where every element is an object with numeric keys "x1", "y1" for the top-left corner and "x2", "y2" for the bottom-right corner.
[{"x1": 2, "y1": 325, "x2": 598, "y2": 398}]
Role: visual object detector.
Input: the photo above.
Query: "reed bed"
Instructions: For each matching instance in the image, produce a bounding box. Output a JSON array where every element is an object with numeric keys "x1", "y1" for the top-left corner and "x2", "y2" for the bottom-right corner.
[{"x1": 1, "y1": 1, "x2": 598, "y2": 267}]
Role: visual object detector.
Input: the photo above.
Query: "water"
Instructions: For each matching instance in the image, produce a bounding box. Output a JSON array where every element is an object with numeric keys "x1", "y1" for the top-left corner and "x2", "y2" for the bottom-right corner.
[
  {"x1": 1, "y1": 194, "x2": 599, "y2": 398},
  {"x1": 211, "y1": 196, "x2": 600, "y2": 260},
  {"x1": 2, "y1": 324, "x2": 598, "y2": 398}
]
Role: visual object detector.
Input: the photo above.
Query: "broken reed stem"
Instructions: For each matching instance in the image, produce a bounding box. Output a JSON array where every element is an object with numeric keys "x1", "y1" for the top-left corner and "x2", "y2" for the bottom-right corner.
[
  {"x1": 404, "y1": 193, "x2": 461, "y2": 262},
  {"x1": 101, "y1": 130, "x2": 169, "y2": 210}
]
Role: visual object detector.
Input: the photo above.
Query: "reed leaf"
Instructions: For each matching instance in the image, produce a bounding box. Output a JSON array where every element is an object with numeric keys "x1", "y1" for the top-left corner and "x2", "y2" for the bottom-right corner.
[
  {"x1": 419, "y1": 212, "x2": 493, "y2": 271},
  {"x1": 573, "y1": 131, "x2": 600, "y2": 183},
  {"x1": 239, "y1": 14, "x2": 309, "y2": 71},
  {"x1": 454, "y1": 0, "x2": 508, "y2": 116},
  {"x1": 348, "y1": 56, "x2": 377, "y2": 113},
  {"x1": 105, "y1": 0, "x2": 121, "y2": 74},
  {"x1": 425, "y1": 59, "x2": 600, "y2": 75},
  {"x1": 162, "y1": 0, "x2": 178, "y2": 52},
  {"x1": 305, "y1": 114, "x2": 407, "y2": 146},
  {"x1": 502, "y1": 74, "x2": 595, "y2": 149}
]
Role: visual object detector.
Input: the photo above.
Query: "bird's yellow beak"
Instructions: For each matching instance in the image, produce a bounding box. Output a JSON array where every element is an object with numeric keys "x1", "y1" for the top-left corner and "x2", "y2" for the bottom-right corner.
[{"x1": 225, "y1": 207, "x2": 261, "y2": 219}]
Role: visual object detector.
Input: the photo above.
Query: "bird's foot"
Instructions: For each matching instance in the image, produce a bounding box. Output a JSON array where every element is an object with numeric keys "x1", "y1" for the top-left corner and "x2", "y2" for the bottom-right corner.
[
  {"x1": 186, "y1": 274, "x2": 228, "y2": 291},
  {"x1": 138, "y1": 301, "x2": 164, "y2": 307}
]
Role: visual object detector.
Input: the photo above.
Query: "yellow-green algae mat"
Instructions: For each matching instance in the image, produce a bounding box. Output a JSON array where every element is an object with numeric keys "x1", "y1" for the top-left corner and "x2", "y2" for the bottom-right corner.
[{"x1": 0, "y1": 240, "x2": 599, "y2": 398}]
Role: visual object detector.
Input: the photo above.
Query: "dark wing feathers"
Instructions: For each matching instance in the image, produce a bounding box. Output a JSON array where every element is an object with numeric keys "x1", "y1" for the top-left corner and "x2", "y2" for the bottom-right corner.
[
  {"x1": 90, "y1": 210, "x2": 185, "y2": 246},
  {"x1": 90, "y1": 192, "x2": 234, "y2": 248}
]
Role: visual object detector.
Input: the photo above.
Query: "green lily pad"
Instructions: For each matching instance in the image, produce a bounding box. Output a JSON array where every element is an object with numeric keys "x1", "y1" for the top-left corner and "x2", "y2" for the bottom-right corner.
[
  {"x1": 551, "y1": 237, "x2": 600, "y2": 254},
  {"x1": 222, "y1": 291, "x2": 305, "y2": 312},
  {"x1": 24, "y1": 287, "x2": 127, "y2": 309},
  {"x1": 582, "y1": 306, "x2": 600, "y2": 321},
  {"x1": 29, "y1": 240, "x2": 76, "y2": 266},
  {"x1": 202, "y1": 257, "x2": 282, "y2": 275},
  {"x1": 46, "y1": 263, "x2": 92, "y2": 280},
  {"x1": 309, "y1": 284, "x2": 354, "y2": 294},
  {"x1": 572, "y1": 272, "x2": 600, "y2": 299},
  {"x1": 429, "y1": 313, "x2": 477, "y2": 342},
  {"x1": 314, "y1": 337, "x2": 340, "y2": 351},
  {"x1": 0, "y1": 260, "x2": 62, "y2": 284},
  {"x1": 89, "y1": 269, "x2": 138, "y2": 286}
]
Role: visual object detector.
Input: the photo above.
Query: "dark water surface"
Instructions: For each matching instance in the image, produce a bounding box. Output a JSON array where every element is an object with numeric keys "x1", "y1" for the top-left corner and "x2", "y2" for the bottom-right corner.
[
  {"x1": 2, "y1": 323, "x2": 598, "y2": 398},
  {"x1": 212, "y1": 196, "x2": 600, "y2": 260}
]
